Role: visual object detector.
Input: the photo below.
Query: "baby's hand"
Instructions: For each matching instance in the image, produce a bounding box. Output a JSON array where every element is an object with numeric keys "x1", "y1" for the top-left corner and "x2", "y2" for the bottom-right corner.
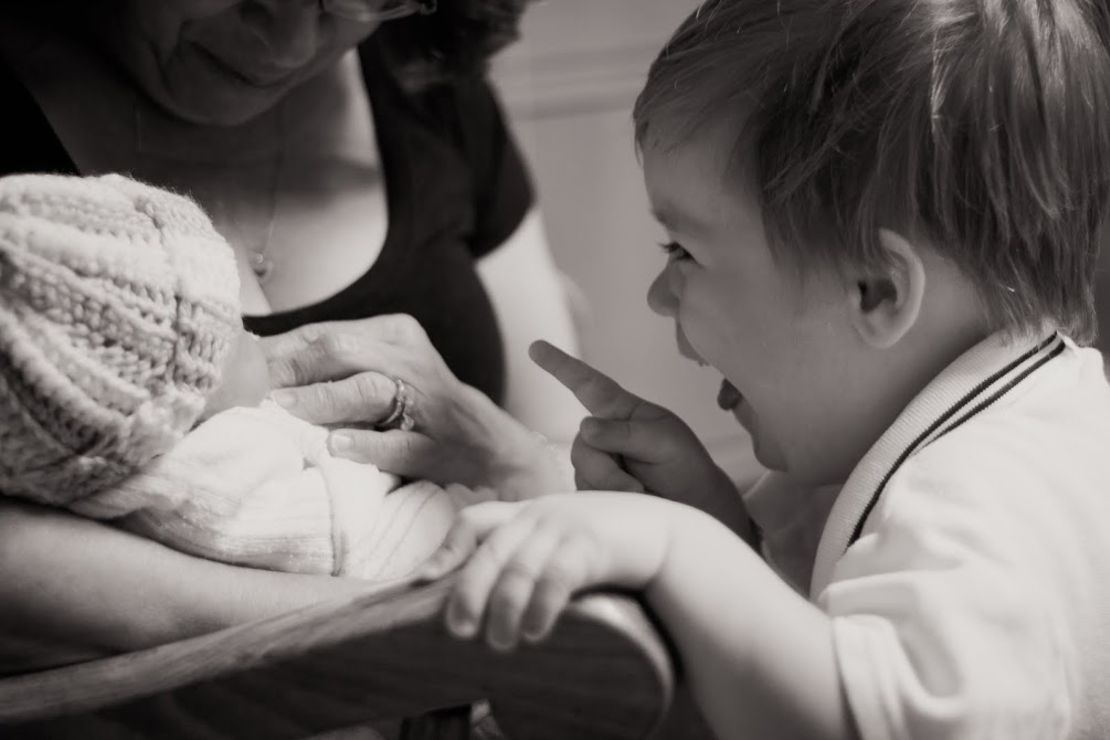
[
  {"x1": 530, "y1": 341, "x2": 735, "y2": 508},
  {"x1": 417, "y1": 493, "x2": 673, "y2": 651}
]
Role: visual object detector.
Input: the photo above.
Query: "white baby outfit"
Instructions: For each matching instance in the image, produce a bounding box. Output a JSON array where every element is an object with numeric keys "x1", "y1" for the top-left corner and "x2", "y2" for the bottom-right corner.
[{"x1": 74, "y1": 400, "x2": 475, "y2": 580}]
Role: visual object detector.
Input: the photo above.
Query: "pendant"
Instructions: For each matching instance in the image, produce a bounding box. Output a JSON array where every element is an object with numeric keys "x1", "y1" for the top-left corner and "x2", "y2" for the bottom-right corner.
[{"x1": 250, "y1": 252, "x2": 275, "y2": 284}]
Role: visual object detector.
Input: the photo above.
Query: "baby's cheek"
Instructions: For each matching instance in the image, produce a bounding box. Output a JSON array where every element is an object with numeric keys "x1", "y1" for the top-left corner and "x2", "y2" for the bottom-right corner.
[{"x1": 237, "y1": 352, "x2": 273, "y2": 407}]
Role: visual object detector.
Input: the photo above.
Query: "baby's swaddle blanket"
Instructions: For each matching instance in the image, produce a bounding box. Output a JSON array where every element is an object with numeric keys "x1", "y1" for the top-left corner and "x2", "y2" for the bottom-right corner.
[{"x1": 73, "y1": 401, "x2": 474, "y2": 580}]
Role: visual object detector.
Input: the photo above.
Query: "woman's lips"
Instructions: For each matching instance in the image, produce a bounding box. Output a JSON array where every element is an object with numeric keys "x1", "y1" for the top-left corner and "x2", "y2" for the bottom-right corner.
[{"x1": 717, "y1": 379, "x2": 743, "y2": 411}]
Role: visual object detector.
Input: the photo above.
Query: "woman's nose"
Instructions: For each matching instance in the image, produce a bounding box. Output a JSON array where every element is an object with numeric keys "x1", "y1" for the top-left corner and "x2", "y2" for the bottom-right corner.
[
  {"x1": 647, "y1": 266, "x2": 678, "y2": 317},
  {"x1": 243, "y1": 0, "x2": 321, "y2": 70}
]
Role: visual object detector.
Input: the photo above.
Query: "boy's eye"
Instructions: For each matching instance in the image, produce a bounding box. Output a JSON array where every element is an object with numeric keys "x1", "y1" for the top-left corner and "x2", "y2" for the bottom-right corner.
[{"x1": 659, "y1": 241, "x2": 693, "y2": 262}]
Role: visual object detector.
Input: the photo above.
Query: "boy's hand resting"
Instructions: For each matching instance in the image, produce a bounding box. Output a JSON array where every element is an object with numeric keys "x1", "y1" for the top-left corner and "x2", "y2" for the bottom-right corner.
[
  {"x1": 530, "y1": 340, "x2": 737, "y2": 508},
  {"x1": 417, "y1": 491, "x2": 674, "y2": 651}
]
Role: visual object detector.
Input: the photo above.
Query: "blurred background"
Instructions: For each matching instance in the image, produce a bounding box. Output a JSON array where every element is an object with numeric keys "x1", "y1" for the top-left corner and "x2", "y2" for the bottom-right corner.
[{"x1": 492, "y1": 0, "x2": 764, "y2": 488}]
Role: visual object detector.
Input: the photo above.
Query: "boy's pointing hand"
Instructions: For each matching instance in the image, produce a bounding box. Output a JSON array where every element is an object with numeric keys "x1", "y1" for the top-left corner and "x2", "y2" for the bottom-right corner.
[{"x1": 529, "y1": 340, "x2": 735, "y2": 509}]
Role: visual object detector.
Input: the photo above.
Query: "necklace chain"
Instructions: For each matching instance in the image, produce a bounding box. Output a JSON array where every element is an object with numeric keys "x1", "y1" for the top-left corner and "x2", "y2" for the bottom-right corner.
[
  {"x1": 133, "y1": 95, "x2": 284, "y2": 286},
  {"x1": 250, "y1": 100, "x2": 284, "y2": 285}
]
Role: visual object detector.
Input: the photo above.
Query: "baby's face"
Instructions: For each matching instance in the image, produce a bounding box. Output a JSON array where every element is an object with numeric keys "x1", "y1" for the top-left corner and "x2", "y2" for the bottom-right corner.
[
  {"x1": 201, "y1": 328, "x2": 271, "y2": 420},
  {"x1": 641, "y1": 129, "x2": 869, "y2": 485}
]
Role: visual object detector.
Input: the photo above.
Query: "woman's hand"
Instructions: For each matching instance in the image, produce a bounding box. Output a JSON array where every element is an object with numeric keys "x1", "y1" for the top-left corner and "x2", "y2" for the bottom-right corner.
[
  {"x1": 417, "y1": 491, "x2": 676, "y2": 652},
  {"x1": 262, "y1": 315, "x2": 571, "y2": 499}
]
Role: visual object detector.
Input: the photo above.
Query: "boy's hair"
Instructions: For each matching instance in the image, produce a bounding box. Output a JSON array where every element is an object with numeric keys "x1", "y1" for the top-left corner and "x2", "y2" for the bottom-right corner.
[{"x1": 634, "y1": 0, "x2": 1110, "y2": 342}]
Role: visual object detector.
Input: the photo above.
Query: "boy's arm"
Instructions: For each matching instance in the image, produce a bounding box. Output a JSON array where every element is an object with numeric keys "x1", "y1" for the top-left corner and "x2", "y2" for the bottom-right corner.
[
  {"x1": 647, "y1": 507, "x2": 857, "y2": 740},
  {"x1": 424, "y1": 495, "x2": 849, "y2": 740}
]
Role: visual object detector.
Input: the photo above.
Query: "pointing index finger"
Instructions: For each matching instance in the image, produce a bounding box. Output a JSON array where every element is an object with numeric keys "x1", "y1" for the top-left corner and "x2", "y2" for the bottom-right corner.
[{"x1": 528, "y1": 340, "x2": 639, "y2": 419}]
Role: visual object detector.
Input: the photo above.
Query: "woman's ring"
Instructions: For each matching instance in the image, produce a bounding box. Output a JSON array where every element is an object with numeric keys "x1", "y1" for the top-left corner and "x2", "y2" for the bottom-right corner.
[{"x1": 379, "y1": 376, "x2": 416, "y2": 431}]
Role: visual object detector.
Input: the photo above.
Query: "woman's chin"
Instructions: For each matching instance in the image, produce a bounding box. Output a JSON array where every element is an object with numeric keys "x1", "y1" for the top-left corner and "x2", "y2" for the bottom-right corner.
[{"x1": 151, "y1": 83, "x2": 290, "y2": 127}]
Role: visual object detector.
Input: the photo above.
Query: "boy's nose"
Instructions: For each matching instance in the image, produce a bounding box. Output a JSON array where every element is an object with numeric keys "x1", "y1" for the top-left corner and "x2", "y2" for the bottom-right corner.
[{"x1": 647, "y1": 267, "x2": 678, "y2": 317}]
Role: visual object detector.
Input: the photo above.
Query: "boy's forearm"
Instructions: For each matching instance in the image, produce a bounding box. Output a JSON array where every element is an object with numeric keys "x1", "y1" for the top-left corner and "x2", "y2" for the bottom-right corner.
[{"x1": 646, "y1": 507, "x2": 857, "y2": 740}]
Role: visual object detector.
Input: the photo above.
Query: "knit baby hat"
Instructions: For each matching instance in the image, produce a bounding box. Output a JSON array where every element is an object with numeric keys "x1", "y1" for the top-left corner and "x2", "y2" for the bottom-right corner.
[{"x1": 0, "y1": 174, "x2": 241, "y2": 507}]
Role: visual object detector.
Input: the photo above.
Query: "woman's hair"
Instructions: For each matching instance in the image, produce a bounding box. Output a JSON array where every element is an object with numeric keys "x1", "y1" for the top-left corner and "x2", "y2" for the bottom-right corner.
[
  {"x1": 380, "y1": 0, "x2": 535, "y2": 88},
  {"x1": 634, "y1": 0, "x2": 1110, "y2": 342}
]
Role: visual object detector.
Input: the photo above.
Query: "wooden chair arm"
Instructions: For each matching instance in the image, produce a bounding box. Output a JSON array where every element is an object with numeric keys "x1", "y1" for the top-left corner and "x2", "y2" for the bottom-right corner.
[{"x1": 0, "y1": 576, "x2": 673, "y2": 739}]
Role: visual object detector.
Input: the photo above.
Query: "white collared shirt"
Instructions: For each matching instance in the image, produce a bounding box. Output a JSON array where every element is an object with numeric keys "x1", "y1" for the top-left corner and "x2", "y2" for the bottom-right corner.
[{"x1": 782, "y1": 332, "x2": 1110, "y2": 739}]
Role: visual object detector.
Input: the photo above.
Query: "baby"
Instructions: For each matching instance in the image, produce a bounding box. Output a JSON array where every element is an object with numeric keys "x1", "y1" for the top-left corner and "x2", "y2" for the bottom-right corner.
[
  {"x1": 0, "y1": 173, "x2": 475, "y2": 581},
  {"x1": 422, "y1": 2, "x2": 1110, "y2": 739}
]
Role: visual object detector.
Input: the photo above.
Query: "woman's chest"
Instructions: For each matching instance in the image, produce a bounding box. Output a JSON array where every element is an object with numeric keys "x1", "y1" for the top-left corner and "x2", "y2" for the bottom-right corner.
[
  {"x1": 21, "y1": 44, "x2": 392, "y2": 314},
  {"x1": 149, "y1": 154, "x2": 389, "y2": 315}
]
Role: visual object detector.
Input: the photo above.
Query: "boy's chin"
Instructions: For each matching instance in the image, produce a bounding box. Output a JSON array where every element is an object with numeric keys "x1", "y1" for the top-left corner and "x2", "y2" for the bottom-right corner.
[{"x1": 747, "y1": 430, "x2": 784, "y2": 473}]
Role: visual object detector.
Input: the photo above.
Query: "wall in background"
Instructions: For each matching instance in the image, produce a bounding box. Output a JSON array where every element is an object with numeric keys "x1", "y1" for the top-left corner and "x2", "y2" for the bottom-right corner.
[{"x1": 492, "y1": 0, "x2": 763, "y2": 485}]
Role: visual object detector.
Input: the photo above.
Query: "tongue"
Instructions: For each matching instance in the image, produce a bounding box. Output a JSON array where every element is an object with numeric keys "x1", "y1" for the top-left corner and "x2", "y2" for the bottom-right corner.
[{"x1": 717, "y1": 379, "x2": 743, "y2": 410}]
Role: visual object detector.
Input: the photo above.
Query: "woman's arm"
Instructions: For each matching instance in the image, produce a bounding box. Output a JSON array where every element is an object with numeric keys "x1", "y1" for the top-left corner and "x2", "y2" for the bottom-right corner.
[
  {"x1": 0, "y1": 501, "x2": 374, "y2": 657},
  {"x1": 475, "y1": 208, "x2": 584, "y2": 443}
]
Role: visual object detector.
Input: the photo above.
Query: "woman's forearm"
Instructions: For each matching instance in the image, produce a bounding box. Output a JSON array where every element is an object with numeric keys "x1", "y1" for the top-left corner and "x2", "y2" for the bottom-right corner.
[
  {"x1": 646, "y1": 508, "x2": 857, "y2": 740},
  {"x1": 0, "y1": 501, "x2": 370, "y2": 655}
]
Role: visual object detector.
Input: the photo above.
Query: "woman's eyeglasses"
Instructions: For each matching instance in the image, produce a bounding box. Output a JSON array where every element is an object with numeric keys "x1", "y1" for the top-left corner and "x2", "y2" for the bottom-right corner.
[{"x1": 319, "y1": 0, "x2": 436, "y2": 23}]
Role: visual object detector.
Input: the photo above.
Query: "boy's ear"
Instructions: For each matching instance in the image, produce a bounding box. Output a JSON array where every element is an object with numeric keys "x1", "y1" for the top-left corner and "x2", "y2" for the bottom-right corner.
[{"x1": 847, "y1": 229, "x2": 926, "y2": 349}]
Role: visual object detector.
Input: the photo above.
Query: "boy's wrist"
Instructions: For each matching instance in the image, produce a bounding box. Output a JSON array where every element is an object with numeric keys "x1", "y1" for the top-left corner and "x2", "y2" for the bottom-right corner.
[{"x1": 643, "y1": 502, "x2": 730, "y2": 597}]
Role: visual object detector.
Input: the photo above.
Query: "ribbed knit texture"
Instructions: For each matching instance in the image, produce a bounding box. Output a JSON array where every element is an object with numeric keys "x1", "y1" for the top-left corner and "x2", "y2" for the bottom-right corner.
[{"x1": 0, "y1": 174, "x2": 240, "y2": 506}]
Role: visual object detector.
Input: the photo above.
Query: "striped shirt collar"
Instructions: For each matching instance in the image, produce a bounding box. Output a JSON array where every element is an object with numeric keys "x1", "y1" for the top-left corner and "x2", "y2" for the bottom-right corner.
[{"x1": 809, "y1": 329, "x2": 1067, "y2": 597}]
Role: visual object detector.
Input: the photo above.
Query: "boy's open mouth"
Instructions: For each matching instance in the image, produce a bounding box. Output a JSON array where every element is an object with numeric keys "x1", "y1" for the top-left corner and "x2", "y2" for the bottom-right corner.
[{"x1": 717, "y1": 379, "x2": 743, "y2": 411}]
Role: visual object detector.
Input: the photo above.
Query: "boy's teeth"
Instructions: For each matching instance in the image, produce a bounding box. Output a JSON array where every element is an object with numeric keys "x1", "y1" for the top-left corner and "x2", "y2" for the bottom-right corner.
[{"x1": 717, "y1": 379, "x2": 743, "y2": 410}]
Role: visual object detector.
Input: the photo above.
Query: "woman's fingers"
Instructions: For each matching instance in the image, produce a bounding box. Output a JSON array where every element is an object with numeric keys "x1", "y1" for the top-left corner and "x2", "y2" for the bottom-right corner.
[
  {"x1": 570, "y1": 436, "x2": 645, "y2": 492},
  {"x1": 529, "y1": 341, "x2": 640, "y2": 420},
  {"x1": 271, "y1": 371, "x2": 398, "y2": 424},
  {"x1": 264, "y1": 326, "x2": 367, "y2": 388},
  {"x1": 266, "y1": 315, "x2": 443, "y2": 387},
  {"x1": 328, "y1": 429, "x2": 457, "y2": 479}
]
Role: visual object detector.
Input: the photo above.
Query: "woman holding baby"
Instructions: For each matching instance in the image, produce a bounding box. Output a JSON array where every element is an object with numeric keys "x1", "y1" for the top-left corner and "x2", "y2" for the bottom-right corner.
[{"x1": 0, "y1": 0, "x2": 583, "y2": 659}]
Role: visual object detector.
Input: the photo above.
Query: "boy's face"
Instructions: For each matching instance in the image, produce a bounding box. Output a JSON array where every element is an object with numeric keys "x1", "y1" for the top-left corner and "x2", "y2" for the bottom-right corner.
[{"x1": 643, "y1": 134, "x2": 861, "y2": 485}]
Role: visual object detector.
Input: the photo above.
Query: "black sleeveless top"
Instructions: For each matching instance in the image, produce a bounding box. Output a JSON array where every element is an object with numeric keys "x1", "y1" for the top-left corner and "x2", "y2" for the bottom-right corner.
[{"x1": 0, "y1": 35, "x2": 533, "y2": 404}]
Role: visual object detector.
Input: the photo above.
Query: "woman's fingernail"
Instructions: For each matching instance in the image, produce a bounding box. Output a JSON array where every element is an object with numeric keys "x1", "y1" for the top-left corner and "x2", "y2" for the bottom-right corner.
[
  {"x1": 580, "y1": 417, "x2": 600, "y2": 437},
  {"x1": 271, "y1": 390, "x2": 297, "y2": 409},
  {"x1": 328, "y1": 433, "x2": 353, "y2": 455}
]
